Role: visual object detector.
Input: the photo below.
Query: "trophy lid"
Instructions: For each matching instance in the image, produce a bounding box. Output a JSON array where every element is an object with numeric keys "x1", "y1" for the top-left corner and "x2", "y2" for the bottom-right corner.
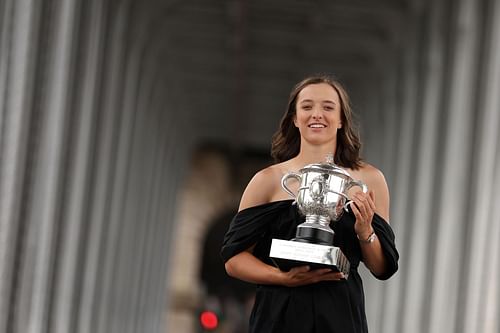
[{"x1": 299, "y1": 153, "x2": 352, "y2": 178}]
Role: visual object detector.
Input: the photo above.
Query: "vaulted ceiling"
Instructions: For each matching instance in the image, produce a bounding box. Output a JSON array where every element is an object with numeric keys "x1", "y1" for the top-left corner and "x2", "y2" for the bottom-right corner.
[{"x1": 129, "y1": 0, "x2": 415, "y2": 148}]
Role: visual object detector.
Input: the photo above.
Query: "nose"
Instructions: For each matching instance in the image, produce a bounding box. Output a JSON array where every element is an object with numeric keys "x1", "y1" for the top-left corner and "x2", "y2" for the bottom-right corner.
[{"x1": 312, "y1": 106, "x2": 322, "y2": 119}]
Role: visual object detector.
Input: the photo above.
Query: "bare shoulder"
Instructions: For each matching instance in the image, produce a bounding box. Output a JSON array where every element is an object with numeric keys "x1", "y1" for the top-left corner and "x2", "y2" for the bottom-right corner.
[
  {"x1": 350, "y1": 162, "x2": 391, "y2": 221},
  {"x1": 358, "y1": 163, "x2": 388, "y2": 187},
  {"x1": 238, "y1": 164, "x2": 285, "y2": 211}
]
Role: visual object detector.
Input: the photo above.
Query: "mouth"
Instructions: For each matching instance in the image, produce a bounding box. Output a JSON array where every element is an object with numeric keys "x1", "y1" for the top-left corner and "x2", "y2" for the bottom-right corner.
[{"x1": 308, "y1": 123, "x2": 327, "y2": 128}]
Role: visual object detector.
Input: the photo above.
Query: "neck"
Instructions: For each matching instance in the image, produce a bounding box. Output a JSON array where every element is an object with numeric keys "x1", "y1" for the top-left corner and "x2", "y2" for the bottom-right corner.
[{"x1": 293, "y1": 141, "x2": 337, "y2": 166}]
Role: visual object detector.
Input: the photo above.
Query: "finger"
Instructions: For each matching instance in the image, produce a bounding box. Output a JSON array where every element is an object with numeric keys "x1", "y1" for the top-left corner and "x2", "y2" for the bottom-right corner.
[
  {"x1": 367, "y1": 191, "x2": 377, "y2": 211},
  {"x1": 369, "y1": 190, "x2": 375, "y2": 201},
  {"x1": 357, "y1": 193, "x2": 375, "y2": 218},
  {"x1": 290, "y1": 270, "x2": 328, "y2": 285},
  {"x1": 327, "y1": 272, "x2": 345, "y2": 279},
  {"x1": 301, "y1": 268, "x2": 332, "y2": 279},
  {"x1": 353, "y1": 197, "x2": 368, "y2": 219},
  {"x1": 353, "y1": 202, "x2": 368, "y2": 222},
  {"x1": 350, "y1": 201, "x2": 361, "y2": 219},
  {"x1": 356, "y1": 191, "x2": 369, "y2": 201},
  {"x1": 367, "y1": 195, "x2": 376, "y2": 211},
  {"x1": 290, "y1": 265, "x2": 310, "y2": 274},
  {"x1": 317, "y1": 272, "x2": 345, "y2": 281},
  {"x1": 313, "y1": 268, "x2": 334, "y2": 275},
  {"x1": 352, "y1": 189, "x2": 363, "y2": 196},
  {"x1": 354, "y1": 192, "x2": 369, "y2": 206}
]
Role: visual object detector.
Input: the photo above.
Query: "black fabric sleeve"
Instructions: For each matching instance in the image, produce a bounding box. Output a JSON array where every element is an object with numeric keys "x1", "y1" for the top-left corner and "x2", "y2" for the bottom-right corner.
[
  {"x1": 220, "y1": 202, "x2": 283, "y2": 263},
  {"x1": 370, "y1": 214, "x2": 399, "y2": 280}
]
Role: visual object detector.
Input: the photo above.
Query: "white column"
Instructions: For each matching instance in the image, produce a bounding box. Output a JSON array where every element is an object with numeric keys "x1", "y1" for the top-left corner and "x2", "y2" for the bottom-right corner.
[
  {"x1": 399, "y1": 0, "x2": 447, "y2": 332},
  {"x1": 461, "y1": 0, "x2": 500, "y2": 331},
  {"x1": 15, "y1": 0, "x2": 81, "y2": 331},
  {"x1": 0, "y1": 0, "x2": 39, "y2": 331},
  {"x1": 94, "y1": 37, "x2": 143, "y2": 333},
  {"x1": 77, "y1": 2, "x2": 130, "y2": 333},
  {"x1": 427, "y1": 0, "x2": 480, "y2": 330},
  {"x1": 481, "y1": 144, "x2": 500, "y2": 332},
  {"x1": 379, "y1": 13, "x2": 421, "y2": 333},
  {"x1": 1, "y1": 0, "x2": 194, "y2": 332},
  {"x1": 50, "y1": 1, "x2": 106, "y2": 332},
  {"x1": 359, "y1": 62, "x2": 398, "y2": 333}
]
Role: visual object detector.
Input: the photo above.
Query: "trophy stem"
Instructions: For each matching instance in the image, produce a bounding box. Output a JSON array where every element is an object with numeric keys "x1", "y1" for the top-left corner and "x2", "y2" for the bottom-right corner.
[
  {"x1": 294, "y1": 215, "x2": 335, "y2": 245},
  {"x1": 305, "y1": 215, "x2": 331, "y2": 227}
]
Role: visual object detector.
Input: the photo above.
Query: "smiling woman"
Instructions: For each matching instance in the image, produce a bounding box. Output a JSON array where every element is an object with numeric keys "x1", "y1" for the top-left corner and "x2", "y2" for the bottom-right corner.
[
  {"x1": 271, "y1": 76, "x2": 363, "y2": 169},
  {"x1": 293, "y1": 82, "x2": 344, "y2": 146},
  {"x1": 221, "y1": 75, "x2": 399, "y2": 333}
]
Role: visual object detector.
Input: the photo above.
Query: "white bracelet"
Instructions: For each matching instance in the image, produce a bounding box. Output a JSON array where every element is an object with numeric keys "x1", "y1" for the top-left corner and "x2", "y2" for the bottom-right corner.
[{"x1": 357, "y1": 230, "x2": 376, "y2": 243}]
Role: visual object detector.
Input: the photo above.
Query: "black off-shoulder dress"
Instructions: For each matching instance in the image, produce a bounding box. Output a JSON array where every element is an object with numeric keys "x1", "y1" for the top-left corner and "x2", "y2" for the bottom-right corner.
[{"x1": 221, "y1": 200, "x2": 399, "y2": 333}]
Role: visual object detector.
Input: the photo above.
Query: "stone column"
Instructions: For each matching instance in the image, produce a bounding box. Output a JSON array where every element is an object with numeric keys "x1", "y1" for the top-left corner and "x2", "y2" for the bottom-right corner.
[
  {"x1": 0, "y1": 0, "x2": 41, "y2": 331},
  {"x1": 377, "y1": 7, "x2": 423, "y2": 333},
  {"x1": 460, "y1": 0, "x2": 500, "y2": 331},
  {"x1": 398, "y1": 0, "x2": 448, "y2": 331},
  {"x1": 426, "y1": 0, "x2": 481, "y2": 330},
  {"x1": 0, "y1": 0, "x2": 192, "y2": 332}
]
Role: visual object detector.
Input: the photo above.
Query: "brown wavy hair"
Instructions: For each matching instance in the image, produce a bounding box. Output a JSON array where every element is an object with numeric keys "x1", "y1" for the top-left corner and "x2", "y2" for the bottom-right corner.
[{"x1": 270, "y1": 75, "x2": 363, "y2": 169}]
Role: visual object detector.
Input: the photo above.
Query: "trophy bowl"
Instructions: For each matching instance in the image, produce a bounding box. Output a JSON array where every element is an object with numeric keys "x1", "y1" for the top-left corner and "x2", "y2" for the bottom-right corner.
[{"x1": 269, "y1": 157, "x2": 367, "y2": 276}]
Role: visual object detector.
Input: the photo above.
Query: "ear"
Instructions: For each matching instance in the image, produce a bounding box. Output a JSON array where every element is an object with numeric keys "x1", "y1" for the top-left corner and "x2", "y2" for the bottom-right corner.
[{"x1": 293, "y1": 115, "x2": 298, "y2": 127}]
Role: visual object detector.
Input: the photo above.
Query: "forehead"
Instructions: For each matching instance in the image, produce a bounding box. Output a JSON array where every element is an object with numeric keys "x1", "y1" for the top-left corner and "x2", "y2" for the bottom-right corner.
[{"x1": 297, "y1": 83, "x2": 340, "y2": 103}]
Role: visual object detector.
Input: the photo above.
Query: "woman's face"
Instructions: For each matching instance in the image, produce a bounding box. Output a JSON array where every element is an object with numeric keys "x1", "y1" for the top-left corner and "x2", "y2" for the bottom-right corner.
[{"x1": 293, "y1": 83, "x2": 343, "y2": 145}]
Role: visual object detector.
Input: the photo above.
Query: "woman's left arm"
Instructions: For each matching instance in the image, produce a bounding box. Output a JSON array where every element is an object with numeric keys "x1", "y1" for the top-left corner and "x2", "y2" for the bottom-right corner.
[{"x1": 351, "y1": 167, "x2": 390, "y2": 277}]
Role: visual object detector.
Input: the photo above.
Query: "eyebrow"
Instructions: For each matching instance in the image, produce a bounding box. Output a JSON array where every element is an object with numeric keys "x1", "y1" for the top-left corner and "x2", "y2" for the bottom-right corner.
[{"x1": 299, "y1": 99, "x2": 337, "y2": 105}]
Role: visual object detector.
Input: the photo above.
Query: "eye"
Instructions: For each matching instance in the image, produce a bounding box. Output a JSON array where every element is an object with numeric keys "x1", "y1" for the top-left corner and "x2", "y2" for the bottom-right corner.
[
  {"x1": 324, "y1": 106, "x2": 334, "y2": 111},
  {"x1": 302, "y1": 105, "x2": 312, "y2": 111}
]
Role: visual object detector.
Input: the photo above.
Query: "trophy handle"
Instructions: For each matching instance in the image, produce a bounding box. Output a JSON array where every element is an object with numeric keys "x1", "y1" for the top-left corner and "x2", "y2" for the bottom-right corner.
[
  {"x1": 281, "y1": 172, "x2": 301, "y2": 199},
  {"x1": 346, "y1": 180, "x2": 368, "y2": 194},
  {"x1": 343, "y1": 180, "x2": 368, "y2": 212}
]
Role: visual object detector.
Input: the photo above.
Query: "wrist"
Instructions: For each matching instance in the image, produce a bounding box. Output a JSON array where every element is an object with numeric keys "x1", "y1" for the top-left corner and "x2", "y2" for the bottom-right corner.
[
  {"x1": 270, "y1": 266, "x2": 287, "y2": 285},
  {"x1": 357, "y1": 228, "x2": 376, "y2": 243}
]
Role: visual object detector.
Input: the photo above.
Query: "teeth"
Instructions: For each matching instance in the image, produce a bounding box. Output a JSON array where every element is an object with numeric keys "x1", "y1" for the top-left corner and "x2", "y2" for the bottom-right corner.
[{"x1": 309, "y1": 124, "x2": 326, "y2": 128}]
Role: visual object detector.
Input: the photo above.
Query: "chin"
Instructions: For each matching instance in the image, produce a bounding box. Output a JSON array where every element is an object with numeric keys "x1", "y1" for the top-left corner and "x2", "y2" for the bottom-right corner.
[{"x1": 304, "y1": 137, "x2": 336, "y2": 146}]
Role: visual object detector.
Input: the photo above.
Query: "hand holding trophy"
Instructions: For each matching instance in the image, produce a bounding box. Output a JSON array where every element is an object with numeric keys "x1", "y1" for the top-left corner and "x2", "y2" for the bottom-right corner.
[{"x1": 269, "y1": 154, "x2": 368, "y2": 279}]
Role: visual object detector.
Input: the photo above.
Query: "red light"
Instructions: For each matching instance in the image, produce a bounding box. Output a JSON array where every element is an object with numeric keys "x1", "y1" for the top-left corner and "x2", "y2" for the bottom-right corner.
[{"x1": 200, "y1": 311, "x2": 218, "y2": 330}]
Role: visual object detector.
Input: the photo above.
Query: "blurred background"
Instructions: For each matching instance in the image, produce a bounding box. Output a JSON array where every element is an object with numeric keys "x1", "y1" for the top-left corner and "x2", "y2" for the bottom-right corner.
[{"x1": 1, "y1": 0, "x2": 499, "y2": 332}]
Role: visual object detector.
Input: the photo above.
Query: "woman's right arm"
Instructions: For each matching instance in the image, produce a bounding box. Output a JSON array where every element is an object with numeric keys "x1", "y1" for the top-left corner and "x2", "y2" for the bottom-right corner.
[
  {"x1": 225, "y1": 168, "x2": 284, "y2": 284},
  {"x1": 225, "y1": 246, "x2": 284, "y2": 284},
  {"x1": 224, "y1": 168, "x2": 344, "y2": 286},
  {"x1": 225, "y1": 247, "x2": 341, "y2": 287}
]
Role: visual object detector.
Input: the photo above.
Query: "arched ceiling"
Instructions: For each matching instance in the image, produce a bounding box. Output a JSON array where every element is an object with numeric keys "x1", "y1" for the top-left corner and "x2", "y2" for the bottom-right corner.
[{"x1": 136, "y1": 0, "x2": 414, "y2": 148}]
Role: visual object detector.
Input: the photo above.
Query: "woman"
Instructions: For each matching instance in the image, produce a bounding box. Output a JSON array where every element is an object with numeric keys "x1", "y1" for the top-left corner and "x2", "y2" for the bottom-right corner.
[{"x1": 221, "y1": 75, "x2": 399, "y2": 333}]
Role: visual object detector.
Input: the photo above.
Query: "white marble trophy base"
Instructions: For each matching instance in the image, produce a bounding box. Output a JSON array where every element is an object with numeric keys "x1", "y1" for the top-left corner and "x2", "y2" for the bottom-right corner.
[{"x1": 269, "y1": 239, "x2": 350, "y2": 278}]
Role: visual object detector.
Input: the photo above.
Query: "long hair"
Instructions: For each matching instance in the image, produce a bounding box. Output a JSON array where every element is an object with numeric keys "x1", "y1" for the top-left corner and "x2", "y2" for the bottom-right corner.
[{"x1": 270, "y1": 75, "x2": 363, "y2": 169}]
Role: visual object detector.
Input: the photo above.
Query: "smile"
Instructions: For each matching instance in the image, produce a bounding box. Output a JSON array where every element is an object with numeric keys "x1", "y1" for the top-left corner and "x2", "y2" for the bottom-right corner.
[{"x1": 308, "y1": 123, "x2": 327, "y2": 128}]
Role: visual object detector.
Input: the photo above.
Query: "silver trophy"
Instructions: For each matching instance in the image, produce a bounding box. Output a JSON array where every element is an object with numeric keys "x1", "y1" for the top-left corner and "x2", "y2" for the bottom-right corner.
[{"x1": 269, "y1": 155, "x2": 367, "y2": 278}]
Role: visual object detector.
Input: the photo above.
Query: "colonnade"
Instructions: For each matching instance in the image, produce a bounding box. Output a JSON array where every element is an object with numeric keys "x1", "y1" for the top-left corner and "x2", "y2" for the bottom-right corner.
[
  {"x1": 0, "y1": 0, "x2": 191, "y2": 332},
  {"x1": 362, "y1": 0, "x2": 500, "y2": 332},
  {"x1": 1, "y1": 0, "x2": 499, "y2": 332}
]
